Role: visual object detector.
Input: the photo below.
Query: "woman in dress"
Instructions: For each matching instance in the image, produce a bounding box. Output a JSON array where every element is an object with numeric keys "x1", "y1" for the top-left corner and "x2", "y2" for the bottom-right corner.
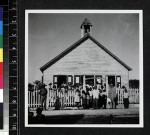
[
  {"x1": 123, "y1": 86, "x2": 129, "y2": 109},
  {"x1": 74, "y1": 87, "x2": 80, "y2": 109}
]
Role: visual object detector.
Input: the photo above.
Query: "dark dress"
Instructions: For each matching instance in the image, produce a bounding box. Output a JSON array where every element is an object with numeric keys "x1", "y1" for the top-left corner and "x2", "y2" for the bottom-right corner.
[
  {"x1": 39, "y1": 87, "x2": 48, "y2": 110},
  {"x1": 123, "y1": 91, "x2": 129, "y2": 109},
  {"x1": 82, "y1": 92, "x2": 87, "y2": 109}
]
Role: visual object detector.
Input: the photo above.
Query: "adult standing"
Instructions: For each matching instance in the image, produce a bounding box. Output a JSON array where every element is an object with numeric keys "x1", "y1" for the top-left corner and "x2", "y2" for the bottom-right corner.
[
  {"x1": 38, "y1": 84, "x2": 48, "y2": 110},
  {"x1": 86, "y1": 91, "x2": 90, "y2": 109},
  {"x1": 108, "y1": 84, "x2": 116, "y2": 109},
  {"x1": 101, "y1": 85, "x2": 107, "y2": 109},
  {"x1": 60, "y1": 82, "x2": 66, "y2": 109},
  {"x1": 98, "y1": 85, "x2": 103, "y2": 108},
  {"x1": 123, "y1": 86, "x2": 129, "y2": 109},
  {"x1": 89, "y1": 87, "x2": 93, "y2": 108},
  {"x1": 92, "y1": 86, "x2": 99, "y2": 109},
  {"x1": 82, "y1": 90, "x2": 87, "y2": 109}
]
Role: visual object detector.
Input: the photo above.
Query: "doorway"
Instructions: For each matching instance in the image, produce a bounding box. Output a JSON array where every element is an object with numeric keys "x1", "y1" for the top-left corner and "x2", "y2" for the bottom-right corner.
[
  {"x1": 57, "y1": 75, "x2": 67, "y2": 88},
  {"x1": 85, "y1": 75, "x2": 94, "y2": 86},
  {"x1": 108, "y1": 76, "x2": 115, "y2": 87}
]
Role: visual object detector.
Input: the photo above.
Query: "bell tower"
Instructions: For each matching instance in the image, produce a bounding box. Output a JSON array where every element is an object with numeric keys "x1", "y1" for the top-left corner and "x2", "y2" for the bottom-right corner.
[{"x1": 80, "y1": 18, "x2": 93, "y2": 37}]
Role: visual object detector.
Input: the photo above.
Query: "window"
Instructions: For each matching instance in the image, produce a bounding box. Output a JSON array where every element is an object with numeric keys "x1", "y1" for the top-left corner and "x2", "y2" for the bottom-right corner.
[
  {"x1": 116, "y1": 76, "x2": 121, "y2": 88},
  {"x1": 75, "y1": 76, "x2": 80, "y2": 83},
  {"x1": 68, "y1": 77, "x2": 71, "y2": 83},
  {"x1": 67, "y1": 75, "x2": 73, "y2": 85},
  {"x1": 53, "y1": 75, "x2": 58, "y2": 88},
  {"x1": 74, "y1": 75, "x2": 83, "y2": 85},
  {"x1": 53, "y1": 75, "x2": 57, "y2": 84},
  {"x1": 95, "y1": 75, "x2": 102, "y2": 85}
]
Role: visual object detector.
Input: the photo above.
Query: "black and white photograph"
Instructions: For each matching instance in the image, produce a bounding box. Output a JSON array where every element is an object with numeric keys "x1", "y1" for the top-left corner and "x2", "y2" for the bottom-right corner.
[{"x1": 25, "y1": 10, "x2": 143, "y2": 127}]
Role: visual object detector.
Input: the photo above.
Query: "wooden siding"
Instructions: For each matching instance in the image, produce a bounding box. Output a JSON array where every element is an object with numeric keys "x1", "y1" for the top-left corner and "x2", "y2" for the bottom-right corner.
[{"x1": 43, "y1": 39, "x2": 129, "y2": 87}]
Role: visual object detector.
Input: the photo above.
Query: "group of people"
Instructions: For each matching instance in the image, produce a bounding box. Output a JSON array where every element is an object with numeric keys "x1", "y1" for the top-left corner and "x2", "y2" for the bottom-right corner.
[
  {"x1": 74, "y1": 83, "x2": 115, "y2": 109},
  {"x1": 33, "y1": 80, "x2": 129, "y2": 110},
  {"x1": 73, "y1": 83, "x2": 129, "y2": 109}
]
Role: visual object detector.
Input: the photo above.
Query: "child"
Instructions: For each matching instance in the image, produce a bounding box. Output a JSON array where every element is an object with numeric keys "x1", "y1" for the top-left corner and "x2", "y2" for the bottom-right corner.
[
  {"x1": 107, "y1": 97, "x2": 111, "y2": 109},
  {"x1": 74, "y1": 88, "x2": 80, "y2": 108},
  {"x1": 54, "y1": 96, "x2": 61, "y2": 110}
]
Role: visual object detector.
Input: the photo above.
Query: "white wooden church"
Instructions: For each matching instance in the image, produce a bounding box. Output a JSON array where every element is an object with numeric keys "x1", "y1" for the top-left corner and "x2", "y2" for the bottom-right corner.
[{"x1": 40, "y1": 18, "x2": 132, "y2": 90}]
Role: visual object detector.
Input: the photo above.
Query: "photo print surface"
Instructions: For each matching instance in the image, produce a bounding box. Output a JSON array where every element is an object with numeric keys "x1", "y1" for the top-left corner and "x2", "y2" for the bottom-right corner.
[{"x1": 25, "y1": 10, "x2": 143, "y2": 127}]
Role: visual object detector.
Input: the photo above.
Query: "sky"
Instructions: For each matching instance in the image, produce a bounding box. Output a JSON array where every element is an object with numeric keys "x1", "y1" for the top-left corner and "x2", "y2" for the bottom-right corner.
[{"x1": 28, "y1": 13, "x2": 139, "y2": 83}]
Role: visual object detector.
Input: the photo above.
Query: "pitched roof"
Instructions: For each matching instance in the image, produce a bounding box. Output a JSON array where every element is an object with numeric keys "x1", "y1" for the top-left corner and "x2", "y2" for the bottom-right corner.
[
  {"x1": 80, "y1": 18, "x2": 93, "y2": 28},
  {"x1": 40, "y1": 34, "x2": 132, "y2": 72}
]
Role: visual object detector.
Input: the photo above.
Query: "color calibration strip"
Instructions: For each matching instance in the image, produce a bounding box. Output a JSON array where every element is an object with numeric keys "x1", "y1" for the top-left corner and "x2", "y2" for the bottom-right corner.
[
  {"x1": 0, "y1": 7, "x2": 3, "y2": 129},
  {"x1": 9, "y1": 0, "x2": 19, "y2": 135}
]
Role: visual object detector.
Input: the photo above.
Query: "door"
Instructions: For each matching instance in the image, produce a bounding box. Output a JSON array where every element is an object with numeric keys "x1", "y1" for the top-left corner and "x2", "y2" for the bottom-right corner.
[
  {"x1": 57, "y1": 75, "x2": 67, "y2": 88},
  {"x1": 105, "y1": 75, "x2": 116, "y2": 96},
  {"x1": 108, "y1": 76, "x2": 115, "y2": 87},
  {"x1": 85, "y1": 75, "x2": 94, "y2": 86}
]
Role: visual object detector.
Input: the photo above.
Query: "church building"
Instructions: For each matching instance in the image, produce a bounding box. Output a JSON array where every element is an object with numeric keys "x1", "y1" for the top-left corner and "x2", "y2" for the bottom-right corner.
[{"x1": 40, "y1": 18, "x2": 132, "y2": 90}]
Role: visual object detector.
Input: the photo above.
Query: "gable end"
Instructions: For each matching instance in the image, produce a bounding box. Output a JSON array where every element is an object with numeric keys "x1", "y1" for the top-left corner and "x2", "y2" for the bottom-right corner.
[{"x1": 40, "y1": 34, "x2": 132, "y2": 72}]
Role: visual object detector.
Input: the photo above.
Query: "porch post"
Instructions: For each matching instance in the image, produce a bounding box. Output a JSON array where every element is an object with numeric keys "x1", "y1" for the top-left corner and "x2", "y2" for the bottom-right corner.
[
  {"x1": 106, "y1": 76, "x2": 108, "y2": 96},
  {"x1": 115, "y1": 75, "x2": 116, "y2": 88},
  {"x1": 94, "y1": 75, "x2": 96, "y2": 86},
  {"x1": 83, "y1": 75, "x2": 86, "y2": 91},
  {"x1": 46, "y1": 89, "x2": 49, "y2": 109}
]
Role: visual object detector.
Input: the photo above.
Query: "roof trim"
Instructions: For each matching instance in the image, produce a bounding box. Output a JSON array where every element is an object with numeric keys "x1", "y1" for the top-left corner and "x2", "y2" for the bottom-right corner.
[{"x1": 40, "y1": 34, "x2": 132, "y2": 72}]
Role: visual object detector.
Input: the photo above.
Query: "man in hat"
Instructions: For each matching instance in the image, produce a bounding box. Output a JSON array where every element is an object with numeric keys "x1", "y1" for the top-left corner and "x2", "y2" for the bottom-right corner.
[
  {"x1": 34, "y1": 80, "x2": 42, "y2": 90},
  {"x1": 38, "y1": 84, "x2": 48, "y2": 110},
  {"x1": 28, "y1": 83, "x2": 34, "y2": 92}
]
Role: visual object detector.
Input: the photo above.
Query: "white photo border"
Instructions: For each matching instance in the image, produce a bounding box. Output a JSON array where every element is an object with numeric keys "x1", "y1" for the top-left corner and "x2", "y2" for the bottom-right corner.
[{"x1": 25, "y1": 10, "x2": 143, "y2": 128}]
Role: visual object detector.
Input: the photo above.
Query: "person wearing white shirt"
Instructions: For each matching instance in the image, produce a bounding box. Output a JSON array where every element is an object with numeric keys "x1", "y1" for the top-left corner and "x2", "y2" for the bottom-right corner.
[
  {"x1": 89, "y1": 87, "x2": 93, "y2": 108},
  {"x1": 92, "y1": 86, "x2": 99, "y2": 109}
]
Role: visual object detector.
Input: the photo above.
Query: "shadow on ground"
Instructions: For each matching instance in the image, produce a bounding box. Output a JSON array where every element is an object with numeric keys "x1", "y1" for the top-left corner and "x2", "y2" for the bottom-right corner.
[
  {"x1": 76, "y1": 115, "x2": 139, "y2": 124},
  {"x1": 28, "y1": 114, "x2": 139, "y2": 124},
  {"x1": 28, "y1": 114, "x2": 84, "y2": 124}
]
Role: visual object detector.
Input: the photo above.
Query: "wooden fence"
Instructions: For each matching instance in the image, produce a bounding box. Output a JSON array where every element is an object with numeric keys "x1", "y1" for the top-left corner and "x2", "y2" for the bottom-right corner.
[
  {"x1": 28, "y1": 88, "x2": 139, "y2": 108},
  {"x1": 116, "y1": 88, "x2": 139, "y2": 104}
]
